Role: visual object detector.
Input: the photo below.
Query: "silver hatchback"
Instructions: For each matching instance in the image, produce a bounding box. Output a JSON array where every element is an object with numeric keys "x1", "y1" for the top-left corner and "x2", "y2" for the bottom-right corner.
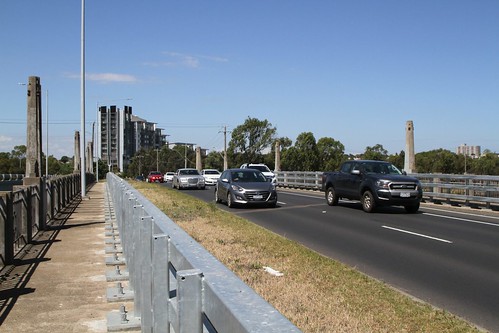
[{"x1": 215, "y1": 168, "x2": 277, "y2": 208}]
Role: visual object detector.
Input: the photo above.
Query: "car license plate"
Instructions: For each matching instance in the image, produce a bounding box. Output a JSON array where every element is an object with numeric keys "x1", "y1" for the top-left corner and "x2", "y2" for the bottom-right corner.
[
  {"x1": 253, "y1": 195, "x2": 263, "y2": 200},
  {"x1": 400, "y1": 192, "x2": 410, "y2": 198}
]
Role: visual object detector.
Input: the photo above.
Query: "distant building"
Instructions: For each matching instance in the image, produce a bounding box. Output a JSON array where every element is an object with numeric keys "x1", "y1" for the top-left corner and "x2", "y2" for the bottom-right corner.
[
  {"x1": 98, "y1": 105, "x2": 167, "y2": 172},
  {"x1": 456, "y1": 144, "x2": 480, "y2": 158}
]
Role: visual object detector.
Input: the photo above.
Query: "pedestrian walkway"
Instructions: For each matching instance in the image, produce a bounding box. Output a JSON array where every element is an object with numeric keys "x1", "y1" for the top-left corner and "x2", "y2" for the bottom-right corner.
[{"x1": 0, "y1": 181, "x2": 132, "y2": 333}]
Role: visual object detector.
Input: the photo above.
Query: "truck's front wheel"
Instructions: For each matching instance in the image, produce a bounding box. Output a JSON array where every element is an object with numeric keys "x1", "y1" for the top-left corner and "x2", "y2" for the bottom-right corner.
[
  {"x1": 361, "y1": 191, "x2": 376, "y2": 213},
  {"x1": 326, "y1": 187, "x2": 339, "y2": 206},
  {"x1": 405, "y1": 202, "x2": 420, "y2": 213}
]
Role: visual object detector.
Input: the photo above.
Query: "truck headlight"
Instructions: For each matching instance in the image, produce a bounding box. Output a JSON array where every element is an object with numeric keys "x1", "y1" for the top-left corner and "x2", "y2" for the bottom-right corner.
[{"x1": 376, "y1": 180, "x2": 390, "y2": 189}]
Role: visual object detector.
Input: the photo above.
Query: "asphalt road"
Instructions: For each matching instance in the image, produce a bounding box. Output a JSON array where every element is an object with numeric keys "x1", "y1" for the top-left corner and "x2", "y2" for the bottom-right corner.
[{"x1": 163, "y1": 183, "x2": 499, "y2": 332}]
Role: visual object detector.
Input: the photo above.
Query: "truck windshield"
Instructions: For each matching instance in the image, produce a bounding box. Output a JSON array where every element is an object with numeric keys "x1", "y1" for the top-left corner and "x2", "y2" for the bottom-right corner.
[{"x1": 361, "y1": 162, "x2": 402, "y2": 175}]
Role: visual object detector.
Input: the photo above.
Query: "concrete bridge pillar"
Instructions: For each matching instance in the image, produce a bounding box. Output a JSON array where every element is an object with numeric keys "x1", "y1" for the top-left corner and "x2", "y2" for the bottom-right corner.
[
  {"x1": 74, "y1": 131, "x2": 81, "y2": 173},
  {"x1": 404, "y1": 120, "x2": 416, "y2": 173},
  {"x1": 195, "y1": 146, "x2": 202, "y2": 171},
  {"x1": 25, "y1": 76, "x2": 43, "y2": 179},
  {"x1": 274, "y1": 140, "x2": 281, "y2": 172}
]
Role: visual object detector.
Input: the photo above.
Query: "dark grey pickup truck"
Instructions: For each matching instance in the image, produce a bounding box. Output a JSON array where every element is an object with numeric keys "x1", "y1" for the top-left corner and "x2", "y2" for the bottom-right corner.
[{"x1": 321, "y1": 160, "x2": 423, "y2": 213}]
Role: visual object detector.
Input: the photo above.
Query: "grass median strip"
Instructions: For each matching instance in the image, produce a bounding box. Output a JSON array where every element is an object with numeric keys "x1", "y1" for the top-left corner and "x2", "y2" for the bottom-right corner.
[{"x1": 131, "y1": 181, "x2": 481, "y2": 333}]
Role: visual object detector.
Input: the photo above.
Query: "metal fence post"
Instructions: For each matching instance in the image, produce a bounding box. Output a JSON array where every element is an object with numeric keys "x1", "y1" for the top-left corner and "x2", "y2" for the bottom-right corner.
[
  {"x1": 152, "y1": 234, "x2": 170, "y2": 333},
  {"x1": 177, "y1": 269, "x2": 203, "y2": 333},
  {"x1": 0, "y1": 192, "x2": 15, "y2": 265},
  {"x1": 139, "y1": 215, "x2": 153, "y2": 332}
]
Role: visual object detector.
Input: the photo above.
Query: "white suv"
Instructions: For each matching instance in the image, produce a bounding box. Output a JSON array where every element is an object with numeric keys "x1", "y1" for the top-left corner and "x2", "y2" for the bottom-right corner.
[{"x1": 240, "y1": 163, "x2": 276, "y2": 184}]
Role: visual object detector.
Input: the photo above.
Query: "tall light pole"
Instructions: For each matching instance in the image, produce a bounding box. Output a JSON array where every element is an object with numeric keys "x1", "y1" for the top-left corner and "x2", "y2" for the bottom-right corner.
[
  {"x1": 80, "y1": 0, "x2": 86, "y2": 197},
  {"x1": 464, "y1": 143, "x2": 467, "y2": 174},
  {"x1": 45, "y1": 89, "x2": 49, "y2": 178}
]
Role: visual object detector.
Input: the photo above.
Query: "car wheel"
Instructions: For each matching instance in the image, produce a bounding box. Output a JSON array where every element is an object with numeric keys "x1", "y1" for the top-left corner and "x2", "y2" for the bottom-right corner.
[
  {"x1": 215, "y1": 188, "x2": 221, "y2": 203},
  {"x1": 227, "y1": 192, "x2": 235, "y2": 208},
  {"x1": 361, "y1": 191, "x2": 376, "y2": 213},
  {"x1": 405, "y1": 202, "x2": 420, "y2": 213},
  {"x1": 326, "y1": 187, "x2": 339, "y2": 206}
]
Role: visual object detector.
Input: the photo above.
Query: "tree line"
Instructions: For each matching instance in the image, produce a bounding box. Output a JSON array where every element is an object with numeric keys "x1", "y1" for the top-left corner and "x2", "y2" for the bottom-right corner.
[
  {"x1": 126, "y1": 117, "x2": 499, "y2": 176},
  {"x1": 2, "y1": 117, "x2": 499, "y2": 177}
]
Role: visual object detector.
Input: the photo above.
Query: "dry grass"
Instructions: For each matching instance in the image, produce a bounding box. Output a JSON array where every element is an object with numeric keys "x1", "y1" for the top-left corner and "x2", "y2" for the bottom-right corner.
[{"x1": 131, "y1": 181, "x2": 482, "y2": 333}]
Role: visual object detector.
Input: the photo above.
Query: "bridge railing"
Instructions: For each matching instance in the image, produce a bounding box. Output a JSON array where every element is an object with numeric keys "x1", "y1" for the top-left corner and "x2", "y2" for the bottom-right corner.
[
  {"x1": 0, "y1": 174, "x2": 25, "y2": 182},
  {"x1": 0, "y1": 174, "x2": 82, "y2": 269},
  {"x1": 106, "y1": 173, "x2": 302, "y2": 333},
  {"x1": 275, "y1": 171, "x2": 499, "y2": 210}
]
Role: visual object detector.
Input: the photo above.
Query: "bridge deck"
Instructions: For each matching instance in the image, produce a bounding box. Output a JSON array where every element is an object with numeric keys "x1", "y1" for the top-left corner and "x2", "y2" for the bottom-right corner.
[{"x1": 0, "y1": 181, "x2": 133, "y2": 332}]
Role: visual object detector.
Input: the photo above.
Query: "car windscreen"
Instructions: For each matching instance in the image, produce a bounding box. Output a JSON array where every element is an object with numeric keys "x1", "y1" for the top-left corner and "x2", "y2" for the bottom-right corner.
[
  {"x1": 231, "y1": 171, "x2": 267, "y2": 183},
  {"x1": 361, "y1": 162, "x2": 402, "y2": 175},
  {"x1": 250, "y1": 165, "x2": 270, "y2": 172},
  {"x1": 179, "y1": 169, "x2": 200, "y2": 175},
  {"x1": 204, "y1": 170, "x2": 220, "y2": 175}
]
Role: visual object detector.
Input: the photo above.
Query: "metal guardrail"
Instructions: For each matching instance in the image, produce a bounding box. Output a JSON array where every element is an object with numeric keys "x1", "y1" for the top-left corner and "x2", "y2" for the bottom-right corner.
[
  {"x1": 0, "y1": 174, "x2": 82, "y2": 269},
  {"x1": 106, "y1": 173, "x2": 302, "y2": 333},
  {"x1": 275, "y1": 171, "x2": 499, "y2": 210},
  {"x1": 0, "y1": 174, "x2": 24, "y2": 182}
]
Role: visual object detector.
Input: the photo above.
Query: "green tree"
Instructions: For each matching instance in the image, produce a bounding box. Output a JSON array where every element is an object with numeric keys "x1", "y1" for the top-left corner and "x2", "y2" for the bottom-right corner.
[
  {"x1": 362, "y1": 144, "x2": 388, "y2": 161},
  {"x1": 387, "y1": 151, "x2": 405, "y2": 171},
  {"x1": 291, "y1": 132, "x2": 319, "y2": 171},
  {"x1": 473, "y1": 153, "x2": 499, "y2": 175},
  {"x1": 316, "y1": 137, "x2": 345, "y2": 171},
  {"x1": 416, "y1": 149, "x2": 458, "y2": 174},
  {"x1": 204, "y1": 150, "x2": 224, "y2": 170},
  {"x1": 281, "y1": 146, "x2": 300, "y2": 171},
  {"x1": 228, "y1": 117, "x2": 277, "y2": 166},
  {"x1": 11, "y1": 145, "x2": 27, "y2": 172}
]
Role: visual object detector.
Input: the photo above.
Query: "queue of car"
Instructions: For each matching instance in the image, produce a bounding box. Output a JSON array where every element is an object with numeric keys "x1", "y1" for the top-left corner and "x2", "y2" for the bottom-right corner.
[{"x1": 139, "y1": 164, "x2": 277, "y2": 209}]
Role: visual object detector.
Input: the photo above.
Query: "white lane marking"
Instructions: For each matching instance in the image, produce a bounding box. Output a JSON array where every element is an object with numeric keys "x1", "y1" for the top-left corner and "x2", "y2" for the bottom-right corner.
[
  {"x1": 277, "y1": 201, "x2": 287, "y2": 205},
  {"x1": 423, "y1": 212, "x2": 499, "y2": 227},
  {"x1": 382, "y1": 226, "x2": 453, "y2": 243},
  {"x1": 423, "y1": 206, "x2": 499, "y2": 221}
]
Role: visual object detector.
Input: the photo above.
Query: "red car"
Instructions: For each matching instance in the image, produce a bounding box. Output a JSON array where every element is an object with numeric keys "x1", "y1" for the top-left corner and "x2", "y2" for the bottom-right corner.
[{"x1": 147, "y1": 171, "x2": 164, "y2": 183}]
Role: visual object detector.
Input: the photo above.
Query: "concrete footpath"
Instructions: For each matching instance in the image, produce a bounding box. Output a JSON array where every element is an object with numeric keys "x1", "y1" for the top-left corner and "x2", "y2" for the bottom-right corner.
[{"x1": 0, "y1": 181, "x2": 133, "y2": 333}]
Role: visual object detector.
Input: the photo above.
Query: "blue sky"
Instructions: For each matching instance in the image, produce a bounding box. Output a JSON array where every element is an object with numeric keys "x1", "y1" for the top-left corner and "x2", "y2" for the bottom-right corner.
[{"x1": 1, "y1": 1, "x2": 498, "y2": 159}]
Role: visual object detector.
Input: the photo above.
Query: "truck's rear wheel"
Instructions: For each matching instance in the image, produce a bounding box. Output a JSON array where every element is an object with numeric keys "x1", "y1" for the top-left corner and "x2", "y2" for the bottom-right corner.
[
  {"x1": 361, "y1": 191, "x2": 376, "y2": 213},
  {"x1": 326, "y1": 187, "x2": 339, "y2": 206}
]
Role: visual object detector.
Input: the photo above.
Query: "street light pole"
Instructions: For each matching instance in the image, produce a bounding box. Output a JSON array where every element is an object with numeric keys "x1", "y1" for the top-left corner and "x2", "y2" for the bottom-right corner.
[
  {"x1": 46, "y1": 89, "x2": 49, "y2": 178},
  {"x1": 464, "y1": 143, "x2": 467, "y2": 174},
  {"x1": 80, "y1": 0, "x2": 86, "y2": 197}
]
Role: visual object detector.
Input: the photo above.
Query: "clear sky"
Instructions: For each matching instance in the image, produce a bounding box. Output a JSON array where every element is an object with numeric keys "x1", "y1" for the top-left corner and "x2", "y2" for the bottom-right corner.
[{"x1": 1, "y1": 1, "x2": 498, "y2": 159}]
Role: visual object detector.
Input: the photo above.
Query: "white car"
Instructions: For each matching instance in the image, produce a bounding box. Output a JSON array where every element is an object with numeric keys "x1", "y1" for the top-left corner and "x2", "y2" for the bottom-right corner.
[
  {"x1": 240, "y1": 163, "x2": 276, "y2": 183},
  {"x1": 201, "y1": 169, "x2": 221, "y2": 185},
  {"x1": 163, "y1": 172, "x2": 175, "y2": 182}
]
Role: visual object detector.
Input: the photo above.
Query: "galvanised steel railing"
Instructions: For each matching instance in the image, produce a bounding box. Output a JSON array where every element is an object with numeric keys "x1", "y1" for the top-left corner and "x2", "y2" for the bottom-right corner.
[
  {"x1": 275, "y1": 171, "x2": 499, "y2": 209},
  {"x1": 0, "y1": 174, "x2": 24, "y2": 181},
  {"x1": 0, "y1": 174, "x2": 82, "y2": 269},
  {"x1": 106, "y1": 173, "x2": 302, "y2": 333}
]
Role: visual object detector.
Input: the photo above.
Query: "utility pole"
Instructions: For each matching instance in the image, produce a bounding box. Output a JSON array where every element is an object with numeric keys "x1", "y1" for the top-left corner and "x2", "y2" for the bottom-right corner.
[
  {"x1": 156, "y1": 148, "x2": 160, "y2": 171},
  {"x1": 220, "y1": 125, "x2": 229, "y2": 170}
]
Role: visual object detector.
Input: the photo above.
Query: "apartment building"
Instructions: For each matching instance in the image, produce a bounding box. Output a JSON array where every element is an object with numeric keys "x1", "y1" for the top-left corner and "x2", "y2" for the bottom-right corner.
[
  {"x1": 456, "y1": 144, "x2": 481, "y2": 158},
  {"x1": 98, "y1": 105, "x2": 166, "y2": 172}
]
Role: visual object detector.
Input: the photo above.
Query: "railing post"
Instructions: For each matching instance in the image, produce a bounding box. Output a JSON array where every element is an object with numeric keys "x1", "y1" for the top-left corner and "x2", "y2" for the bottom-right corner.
[
  {"x1": 177, "y1": 269, "x2": 203, "y2": 333},
  {"x1": 139, "y1": 215, "x2": 154, "y2": 332},
  {"x1": 0, "y1": 192, "x2": 15, "y2": 265},
  {"x1": 152, "y1": 234, "x2": 170, "y2": 333}
]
